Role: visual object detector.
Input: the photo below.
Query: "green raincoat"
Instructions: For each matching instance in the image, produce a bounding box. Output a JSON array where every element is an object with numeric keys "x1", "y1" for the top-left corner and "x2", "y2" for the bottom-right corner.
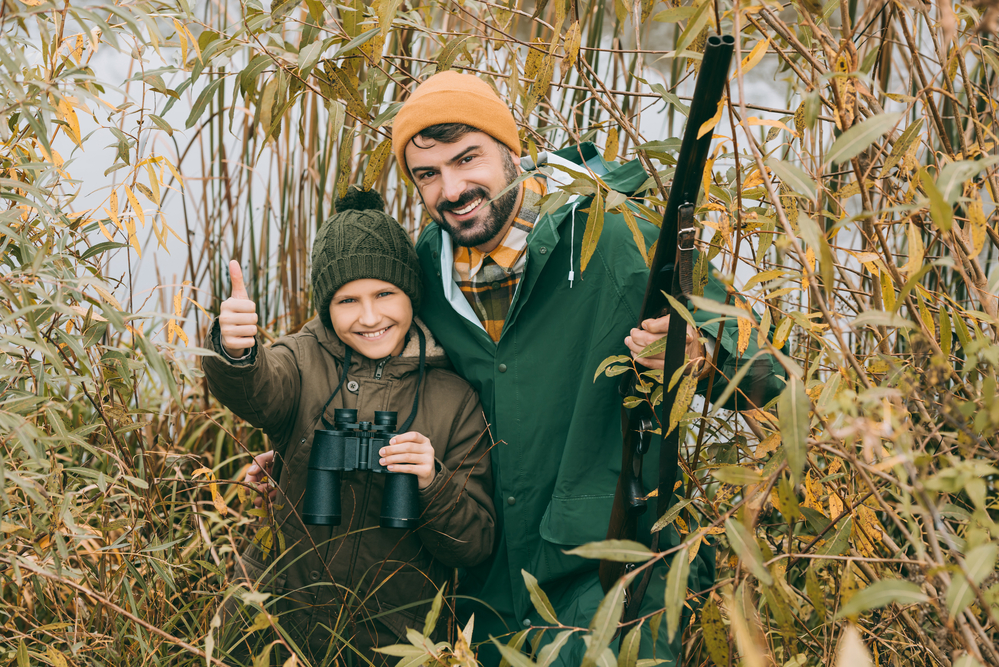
[{"x1": 415, "y1": 143, "x2": 785, "y2": 665}]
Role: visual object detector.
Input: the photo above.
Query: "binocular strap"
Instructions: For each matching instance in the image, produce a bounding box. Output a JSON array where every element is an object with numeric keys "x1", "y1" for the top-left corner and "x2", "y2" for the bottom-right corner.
[
  {"x1": 319, "y1": 346, "x2": 353, "y2": 430},
  {"x1": 316, "y1": 326, "x2": 426, "y2": 433}
]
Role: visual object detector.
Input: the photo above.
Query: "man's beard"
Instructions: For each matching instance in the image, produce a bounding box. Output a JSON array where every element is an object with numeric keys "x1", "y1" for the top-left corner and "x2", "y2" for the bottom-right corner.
[{"x1": 433, "y1": 150, "x2": 520, "y2": 248}]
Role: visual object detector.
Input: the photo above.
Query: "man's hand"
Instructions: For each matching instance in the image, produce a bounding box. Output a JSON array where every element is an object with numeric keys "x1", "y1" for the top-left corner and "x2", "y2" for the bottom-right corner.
[
  {"x1": 379, "y1": 433, "x2": 436, "y2": 490},
  {"x1": 245, "y1": 450, "x2": 277, "y2": 508},
  {"x1": 219, "y1": 260, "x2": 258, "y2": 358},
  {"x1": 625, "y1": 315, "x2": 706, "y2": 375}
]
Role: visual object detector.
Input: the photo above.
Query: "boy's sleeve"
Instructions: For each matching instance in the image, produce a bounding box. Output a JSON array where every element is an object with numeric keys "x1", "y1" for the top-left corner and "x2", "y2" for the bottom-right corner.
[
  {"x1": 416, "y1": 387, "x2": 496, "y2": 568},
  {"x1": 202, "y1": 318, "x2": 303, "y2": 452}
]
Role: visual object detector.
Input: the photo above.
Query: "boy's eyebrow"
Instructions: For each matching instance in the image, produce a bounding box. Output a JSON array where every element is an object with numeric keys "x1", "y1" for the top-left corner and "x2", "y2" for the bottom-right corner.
[{"x1": 409, "y1": 145, "x2": 482, "y2": 175}]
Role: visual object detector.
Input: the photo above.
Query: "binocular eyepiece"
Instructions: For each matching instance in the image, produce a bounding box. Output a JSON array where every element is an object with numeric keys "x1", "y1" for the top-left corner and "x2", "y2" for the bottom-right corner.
[{"x1": 302, "y1": 409, "x2": 420, "y2": 529}]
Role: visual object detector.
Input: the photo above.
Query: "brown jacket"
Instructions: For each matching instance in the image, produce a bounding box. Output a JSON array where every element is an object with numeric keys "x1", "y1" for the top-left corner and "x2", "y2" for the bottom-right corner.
[{"x1": 203, "y1": 317, "x2": 495, "y2": 665}]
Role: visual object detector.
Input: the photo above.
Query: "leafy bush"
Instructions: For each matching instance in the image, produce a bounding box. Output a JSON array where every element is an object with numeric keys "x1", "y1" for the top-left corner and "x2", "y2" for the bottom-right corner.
[{"x1": 2, "y1": 0, "x2": 998, "y2": 664}]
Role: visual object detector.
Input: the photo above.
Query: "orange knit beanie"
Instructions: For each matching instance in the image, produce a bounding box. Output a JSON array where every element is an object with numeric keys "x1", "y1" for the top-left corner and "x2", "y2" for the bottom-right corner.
[{"x1": 392, "y1": 71, "x2": 520, "y2": 174}]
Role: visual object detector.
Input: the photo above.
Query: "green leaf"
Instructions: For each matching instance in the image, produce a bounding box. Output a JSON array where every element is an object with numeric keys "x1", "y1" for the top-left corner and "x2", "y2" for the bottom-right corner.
[
  {"x1": 936, "y1": 156, "x2": 999, "y2": 205},
  {"x1": 594, "y1": 355, "x2": 631, "y2": 382},
  {"x1": 882, "y1": 117, "x2": 923, "y2": 173},
  {"x1": 651, "y1": 499, "x2": 693, "y2": 532},
  {"x1": 824, "y1": 112, "x2": 902, "y2": 166},
  {"x1": 766, "y1": 158, "x2": 817, "y2": 199},
  {"x1": 816, "y1": 516, "x2": 852, "y2": 556},
  {"x1": 422, "y1": 583, "x2": 445, "y2": 636},
  {"x1": 778, "y1": 376, "x2": 809, "y2": 486},
  {"x1": 664, "y1": 547, "x2": 690, "y2": 642},
  {"x1": 700, "y1": 598, "x2": 729, "y2": 666},
  {"x1": 687, "y1": 295, "x2": 756, "y2": 322},
  {"x1": 492, "y1": 637, "x2": 537, "y2": 667},
  {"x1": 436, "y1": 35, "x2": 473, "y2": 73},
  {"x1": 712, "y1": 465, "x2": 763, "y2": 486},
  {"x1": 945, "y1": 543, "x2": 998, "y2": 618},
  {"x1": 185, "y1": 77, "x2": 225, "y2": 129},
  {"x1": 582, "y1": 579, "x2": 626, "y2": 667},
  {"x1": 538, "y1": 630, "x2": 575, "y2": 667},
  {"x1": 724, "y1": 518, "x2": 772, "y2": 585},
  {"x1": 565, "y1": 540, "x2": 655, "y2": 563},
  {"x1": 805, "y1": 563, "x2": 828, "y2": 618},
  {"x1": 835, "y1": 579, "x2": 928, "y2": 619},
  {"x1": 653, "y1": 5, "x2": 698, "y2": 22},
  {"x1": 919, "y1": 168, "x2": 953, "y2": 233},
  {"x1": 618, "y1": 624, "x2": 642, "y2": 667},
  {"x1": 579, "y1": 190, "x2": 605, "y2": 273},
  {"x1": 522, "y1": 570, "x2": 559, "y2": 625}
]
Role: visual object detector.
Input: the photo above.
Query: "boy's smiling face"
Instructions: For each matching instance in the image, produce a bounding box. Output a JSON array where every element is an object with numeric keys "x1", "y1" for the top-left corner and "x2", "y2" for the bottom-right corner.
[{"x1": 329, "y1": 279, "x2": 412, "y2": 359}]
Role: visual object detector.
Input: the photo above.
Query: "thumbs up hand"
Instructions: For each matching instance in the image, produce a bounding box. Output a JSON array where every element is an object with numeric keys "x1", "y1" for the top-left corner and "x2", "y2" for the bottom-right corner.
[{"x1": 219, "y1": 260, "x2": 258, "y2": 358}]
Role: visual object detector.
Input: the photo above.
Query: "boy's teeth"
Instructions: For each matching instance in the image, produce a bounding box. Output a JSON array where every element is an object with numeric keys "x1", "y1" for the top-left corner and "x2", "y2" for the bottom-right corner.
[
  {"x1": 454, "y1": 198, "x2": 482, "y2": 215},
  {"x1": 360, "y1": 327, "x2": 389, "y2": 338}
]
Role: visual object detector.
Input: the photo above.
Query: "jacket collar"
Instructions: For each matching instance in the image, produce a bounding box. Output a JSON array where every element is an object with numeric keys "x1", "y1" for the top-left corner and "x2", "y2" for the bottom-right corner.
[{"x1": 305, "y1": 317, "x2": 449, "y2": 377}]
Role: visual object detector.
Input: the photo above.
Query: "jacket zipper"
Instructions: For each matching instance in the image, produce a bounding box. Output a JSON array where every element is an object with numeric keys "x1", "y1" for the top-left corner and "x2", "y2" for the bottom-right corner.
[{"x1": 374, "y1": 357, "x2": 389, "y2": 379}]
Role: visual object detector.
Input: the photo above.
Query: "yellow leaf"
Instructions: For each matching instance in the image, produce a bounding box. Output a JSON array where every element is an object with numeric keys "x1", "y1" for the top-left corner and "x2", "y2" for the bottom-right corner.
[
  {"x1": 362, "y1": 139, "x2": 392, "y2": 191},
  {"x1": 969, "y1": 196, "x2": 987, "y2": 256},
  {"x1": 124, "y1": 185, "x2": 145, "y2": 227},
  {"x1": 97, "y1": 218, "x2": 114, "y2": 242},
  {"x1": 697, "y1": 96, "x2": 726, "y2": 139},
  {"x1": 47, "y1": 647, "x2": 68, "y2": 667},
  {"x1": 579, "y1": 189, "x2": 604, "y2": 272},
  {"x1": 755, "y1": 431, "x2": 781, "y2": 458},
  {"x1": 604, "y1": 127, "x2": 619, "y2": 162},
  {"x1": 174, "y1": 19, "x2": 188, "y2": 66},
  {"x1": 828, "y1": 490, "x2": 843, "y2": 519},
  {"x1": 803, "y1": 247, "x2": 815, "y2": 290},
  {"x1": 188, "y1": 296, "x2": 212, "y2": 319},
  {"x1": 702, "y1": 156, "x2": 716, "y2": 206},
  {"x1": 905, "y1": 220, "x2": 924, "y2": 276},
  {"x1": 164, "y1": 158, "x2": 184, "y2": 186},
  {"x1": 124, "y1": 214, "x2": 140, "y2": 257},
  {"x1": 92, "y1": 284, "x2": 122, "y2": 310},
  {"x1": 739, "y1": 38, "x2": 770, "y2": 77},
  {"x1": 146, "y1": 162, "x2": 161, "y2": 204},
  {"x1": 58, "y1": 98, "x2": 81, "y2": 146},
  {"x1": 745, "y1": 116, "x2": 796, "y2": 137},
  {"x1": 802, "y1": 470, "x2": 825, "y2": 514},
  {"x1": 562, "y1": 21, "x2": 582, "y2": 74},
  {"x1": 668, "y1": 374, "x2": 698, "y2": 435},
  {"x1": 737, "y1": 303, "x2": 752, "y2": 354},
  {"x1": 72, "y1": 34, "x2": 84, "y2": 63},
  {"x1": 622, "y1": 207, "x2": 649, "y2": 268}
]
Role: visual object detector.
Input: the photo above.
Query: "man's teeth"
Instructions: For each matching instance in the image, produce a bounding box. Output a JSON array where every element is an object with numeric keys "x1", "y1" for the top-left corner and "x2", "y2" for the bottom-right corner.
[
  {"x1": 454, "y1": 198, "x2": 482, "y2": 215},
  {"x1": 359, "y1": 327, "x2": 389, "y2": 338}
]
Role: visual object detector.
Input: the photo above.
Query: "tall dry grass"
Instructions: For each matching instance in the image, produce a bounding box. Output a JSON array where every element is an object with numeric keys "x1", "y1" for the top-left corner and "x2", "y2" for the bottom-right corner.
[{"x1": 1, "y1": 0, "x2": 998, "y2": 664}]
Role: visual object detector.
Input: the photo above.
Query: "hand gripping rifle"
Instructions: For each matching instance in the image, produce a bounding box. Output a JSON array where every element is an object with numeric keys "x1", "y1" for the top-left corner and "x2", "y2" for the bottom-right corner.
[{"x1": 598, "y1": 34, "x2": 734, "y2": 621}]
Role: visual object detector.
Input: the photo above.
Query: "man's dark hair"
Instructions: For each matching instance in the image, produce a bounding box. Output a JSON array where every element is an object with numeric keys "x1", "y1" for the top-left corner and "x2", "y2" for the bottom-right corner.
[
  {"x1": 411, "y1": 123, "x2": 510, "y2": 155},
  {"x1": 414, "y1": 123, "x2": 479, "y2": 144}
]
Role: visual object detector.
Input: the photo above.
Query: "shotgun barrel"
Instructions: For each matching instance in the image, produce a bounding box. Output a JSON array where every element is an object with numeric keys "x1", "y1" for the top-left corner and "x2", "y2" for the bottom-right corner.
[{"x1": 598, "y1": 34, "x2": 734, "y2": 598}]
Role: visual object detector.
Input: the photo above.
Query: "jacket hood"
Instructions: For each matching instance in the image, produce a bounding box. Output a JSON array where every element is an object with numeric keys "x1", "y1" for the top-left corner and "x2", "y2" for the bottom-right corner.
[{"x1": 302, "y1": 316, "x2": 450, "y2": 378}]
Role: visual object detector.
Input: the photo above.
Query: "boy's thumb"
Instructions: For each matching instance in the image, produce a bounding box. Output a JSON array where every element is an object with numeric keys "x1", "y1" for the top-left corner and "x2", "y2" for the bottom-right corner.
[{"x1": 229, "y1": 260, "x2": 249, "y2": 300}]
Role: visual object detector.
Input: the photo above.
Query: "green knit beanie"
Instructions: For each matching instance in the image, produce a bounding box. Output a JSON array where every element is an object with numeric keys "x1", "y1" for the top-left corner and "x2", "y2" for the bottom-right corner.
[{"x1": 312, "y1": 187, "x2": 422, "y2": 330}]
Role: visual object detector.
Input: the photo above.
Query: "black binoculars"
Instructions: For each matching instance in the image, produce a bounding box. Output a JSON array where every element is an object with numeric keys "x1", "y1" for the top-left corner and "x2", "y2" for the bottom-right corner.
[{"x1": 302, "y1": 409, "x2": 420, "y2": 529}]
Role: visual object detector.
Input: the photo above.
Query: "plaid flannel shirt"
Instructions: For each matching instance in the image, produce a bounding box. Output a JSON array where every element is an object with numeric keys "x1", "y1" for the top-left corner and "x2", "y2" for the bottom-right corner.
[{"x1": 453, "y1": 176, "x2": 547, "y2": 342}]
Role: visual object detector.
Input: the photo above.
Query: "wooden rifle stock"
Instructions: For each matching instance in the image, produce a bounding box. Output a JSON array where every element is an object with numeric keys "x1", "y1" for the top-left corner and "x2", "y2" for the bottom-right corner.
[{"x1": 599, "y1": 34, "x2": 735, "y2": 597}]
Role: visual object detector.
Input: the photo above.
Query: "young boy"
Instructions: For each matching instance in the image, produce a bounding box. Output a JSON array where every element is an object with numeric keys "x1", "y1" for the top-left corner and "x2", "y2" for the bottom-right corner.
[{"x1": 203, "y1": 188, "x2": 495, "y2": 665}]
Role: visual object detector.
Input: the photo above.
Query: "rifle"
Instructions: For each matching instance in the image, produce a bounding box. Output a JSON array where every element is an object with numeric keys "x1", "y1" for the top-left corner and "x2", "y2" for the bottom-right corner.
[{"x1": 598, "y1": 34, "x2": 735, "y2": 619}]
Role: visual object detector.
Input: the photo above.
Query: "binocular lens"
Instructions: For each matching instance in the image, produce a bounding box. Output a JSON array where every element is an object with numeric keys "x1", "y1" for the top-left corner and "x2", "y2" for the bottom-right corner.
[
  {"x1": 334, "y1": 408, "x2": 357, "y2": 426},
  {"x1": 374, "y1": 411, "x2": 396, "y2": 427},
  {"x1": 303, "y1": 430, "x2": 342, "y2": 525},
  {"x1": 381, "y1": 472, "x2": 420, "y2": 529}
]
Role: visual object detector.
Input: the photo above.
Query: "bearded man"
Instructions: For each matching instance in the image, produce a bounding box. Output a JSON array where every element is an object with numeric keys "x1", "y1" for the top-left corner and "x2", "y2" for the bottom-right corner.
[{"x1": 391, "y1": 71, "x2": 785, "y2": 666}]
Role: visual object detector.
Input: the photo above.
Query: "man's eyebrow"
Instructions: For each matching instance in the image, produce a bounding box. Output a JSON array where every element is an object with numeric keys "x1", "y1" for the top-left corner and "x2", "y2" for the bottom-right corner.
[{"x1": 409, "y1": 145, "x2": 482, "y2": 174}]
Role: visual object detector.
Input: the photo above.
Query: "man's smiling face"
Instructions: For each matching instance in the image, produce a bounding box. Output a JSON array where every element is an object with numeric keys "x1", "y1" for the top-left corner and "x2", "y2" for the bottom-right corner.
[{"x1": 405, "y1": 131, "x2": 521, "y2": 253}]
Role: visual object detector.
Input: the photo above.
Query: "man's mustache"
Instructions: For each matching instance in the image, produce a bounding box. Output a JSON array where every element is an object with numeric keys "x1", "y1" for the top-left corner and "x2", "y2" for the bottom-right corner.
[{"x1": 437, "y1": 187, "x2": 490, "y2": 216}]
